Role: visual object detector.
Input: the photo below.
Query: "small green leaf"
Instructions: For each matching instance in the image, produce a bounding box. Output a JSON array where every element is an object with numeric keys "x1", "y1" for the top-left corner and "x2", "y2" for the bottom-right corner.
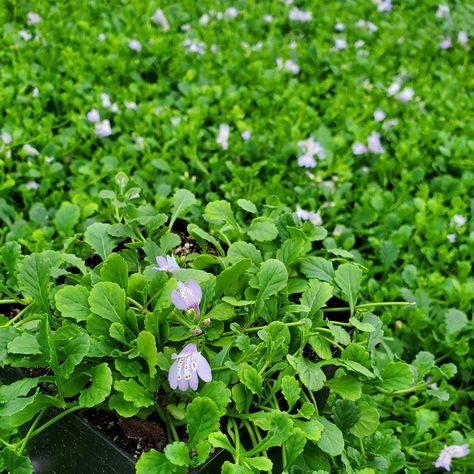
[
  {"x1": 206, "y1": 303, "x2": 235, "y2": 321},
  {"x1": 208, "y1": 432, "x2": 236, "y2": 454},
  {"x1": 350, "y1": 402, "x2": 379, "y2": 437},
  {"x1": 244, "y1": 457, "x2": 273, "y2": 471},
  {"x1": 114, "y1": 379, "x2": 155, "y2": 408},
  {"x1": 136, "y1": 450, "x2": 175, "y2": 474},
  {"x1": 284, "y1": 428, "x2": 306, "y2": 469},
  {"x1": 54, "y1": 202, "x2": 80, "y2": 234},
  {"x1": 84, "y1": 223, "x2": 116, "y2": 261},
  {"x1": 79, "y1": 363, "x2": 112, "y2": 408},
  {"x1": 0, "y1": 378, "x2": 42, "y2": 403},
  {"x1": 204, "y1": 200, "x2": 239, "y2": 231},
  {"x1": 186, "y1": 397, "x2": 220, "y2": 448},
  {"x1": 316, "y1": 416, "x2": 344, "y2": 456},
  {"x1": 61, "y1": 333, "x2": 90, "y2": 378},
  {"x1": 55, "y1": 286, "x2": 90, "y2": 321},
  {"x1": 281, "y1": 375, "x2": 301, "y2": 410},
  {"x1": 7, "y1": 333, "x2": 42, "y2": 355},
  {"x1": 17, "y1": 253, "x2": 51, "y2": 313},
  {"x1": 334, "y1": 263, "x2": 362, "y2": 313},
  {"x1": 164, "y1": 441, "x2": 191, "y2": 467},
  {"x1": 169, "y1": 189, "x2": 197, "y2": 228},
  {"x1": 100, "y1": 253, "x2": 129, "y2": 290},
  {"x1": 199, "y1": 381, "x2": 231, "y2": 417},
  {"x1": 239, "y1": 363, "x2": 263, "y2": 397},
  {"x1": 287, "y1": 354, "x2": 326, "y2": 391},
  {"x1": 301, "y1": 281, "x2": 333, "y2": 318},
  {"x1": 444, "y1": 308, "x2": 468, "y2": 335},
  {"x1": 248, "y1": 411, "x2": 293, "y2": 454},
  {"x1": 326, "y1": 375, "x2": 362, "y2": 400},
  {"x1": 215, "y1": 259, "x2": 251, "y2": 297},
  {"x1": 237, "y1": 198, "x2": 257, "y2": 213},
  {"x1": 248, "y1": 218, "x2": 278, "y2": 242},
  {"x1": 137, "y1": 331, "x2": 158, "y2": 378},
  {"x1": 379, "y1": 362, "x2": 414, "y2": 391}
]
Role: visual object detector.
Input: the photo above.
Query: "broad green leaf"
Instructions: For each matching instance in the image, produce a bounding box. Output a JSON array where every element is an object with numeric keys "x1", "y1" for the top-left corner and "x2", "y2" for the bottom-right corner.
[
  {"x1": 244, "y1": 457, "x2": 273, "y2": 471},
  {"x1": 89, "y1": 281, "x2": 126, "y2": 324},
  {"x1": 299, "y1": 257, "x2": 334, "y2": 283},
  {"x1": 332, "y1": 399, "x2": 360, "y2": 431},
  {"x1": 54, "y1": 202, "x2": 80, "y2": 234},
  {"x1": 248, "y1": 218, "x2": 278, "y2": 242},
  {"x1": 164, "y1": 441, "x2": 191, "y2": 467},
  {"x1": 334, "y1": 263, "x2": 362, "y2": 313},
  {"x1": 137, "y1": 331, "x2": 158, "y2": 378},
  {"x1": 195, "y1": 440, "x2": 211, "y2": 465},
  {"x1": 169, "y1": 189, "x2": 197, "y2": 228},
  {"x1": 204, "y1": 200, "x2": 239, "y2": 231},
  {"x1": 208, "y1": 432, "x2": 236, "y2": 454},
  {"x1": 186, "y1": 397, "x2": 220, "y2": 448},
  {"x1": 328, "y1": 323, "x2": 351, "y2": 346},
  {"x1": 379, "y1": 362, "x2": 414, "y2": 391},
  {"x1": 316, "y1": 416, "x2": 344, "y2": 456},
  {"x1": 115, "y1": 358, "x2": 142, "y2": 377},
  {"x1": 238, "y1": 363, "x2": 263, "y2": 397},
  {"x1": 412, "y1": 351, "x2": 435, "y2": 382},
  {"x1": 287, "y1": 354, "x2": 326, "y2": 391},
  {"x1": 326, "y1": 375, "x2": 362, "y2": 400},
  {"x1": 55, "y1": 286, "x2": 90, "y2": 321},
  {"x1": 114, "y1": 379, "x2": 155, "y2": 408},
  {"x1": 380, "y1": 240, "x2": 400, "y2": 270},
  {"x1": 0, "y1": 378, "x2": 42, "y2": 403},
  {"x1": 100, "y1": 253, "x2": 128, "y2": 290},
  {"x1": 308, "y1": 335, "x2": 332, "y2": 360},
  {"x1": 0, "y1": 447, "x2": 35, "y2": 474},
  {"x1": 228, "y1": 242, "x2": 262, "y2": 266},
  {"x1": 61, "y1": 333, "x2": 90, "y2": 378},
  {"x1": 285, "y1": 428, "x2": 307, "y2": 469},
  {"x1": 248, "y1": 410, "x2": 293, "y2": 454},
  {"x1": 187, "y1": 223, "x2": 224, "y2": 254},
  {"x1": 206, "y1": 302, "x2": 235, "y2": 321},
  {"x1": 349, "y1": 317, "x2": 375, "y2": 332},
  {"x1": 136, "y1": 450, "x2": 176, "y2": 474},
  {"x1": 237, "y1": 198, "x2": 257, "y2": 213},
  {"x1": 108, "y1": 394, "x2": 140, "y2": 417},
  {"x1": 84, "y1": 223, "x2": 116, "y2": 261},
  {"x1": 301, "y1": 281, "x2": 333, "y2": 318},
  {"x1": 276, "y1": 238, "x2": 306, "y2": 266},
  {"x1": 350, "y1": 402, "x2": 379, "y2": 438},
  {"x1": 257, "y1": 259, "x2": 288, "y2": 300},
  {"x1": 7, "y1": 333, "x2": 41, "y2": 355},
  {"x1": 17, "y1": 253, "x2": 51, "y2": 313},
  {"x1": 79, "y1": 363, "x2": 112, "y2": 407}
]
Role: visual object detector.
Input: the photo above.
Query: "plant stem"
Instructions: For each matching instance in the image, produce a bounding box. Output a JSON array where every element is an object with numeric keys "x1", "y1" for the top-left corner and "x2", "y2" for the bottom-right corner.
[
  {"x1": 18, "y1": 409, "x2": 47, "y2": 456},
  {"x1": 127, "y1": 297, "x2": 144, "y2": 311},
  {"x1": 3, "y1": 305, "x2": 31, "y2": 328},
  {"x1": 323, "y1": 301, "x2": 414, "y2": 313},
  {"x1": 232, "y1": 418, "x2": 241, "y2": 464},
  {"x1": 243, "y1": 420, "x2": 258, "y2": 449},
  {"x1": 222, "y1": 320, "x2": 305, "y2": 337},
  {"x1": 27, "y1": 405, "x2": 82, "y2": 441},
  {"x1": 0, "y1": 298, "x2": 29, "y2": 305},
  {"x1": 306, "y1": 388, "x2": 319, "y2": 416}
]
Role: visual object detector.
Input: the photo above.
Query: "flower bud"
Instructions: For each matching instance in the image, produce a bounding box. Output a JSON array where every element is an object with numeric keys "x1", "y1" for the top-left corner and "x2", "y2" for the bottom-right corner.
[
  {"x1": 203, "y1": 318, "x2": 211, "y2": 327},
  {"x1": 191, "y1": 328, "x2": 202, "y2": 336}
]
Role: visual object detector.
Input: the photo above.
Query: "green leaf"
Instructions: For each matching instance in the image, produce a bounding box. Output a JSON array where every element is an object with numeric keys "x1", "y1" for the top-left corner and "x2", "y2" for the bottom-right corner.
[
  {"x1": 257, "y1": 259, "x2": 288, "y2": 300},
  {"x1": 108, "y1": 394, "x2": 140, "y2": 417},
  {"x1": 84, "y1": 223, "x2": 116, "y2": 261},
  {"x1": 276, "y1": 238, "x2": 306, "y2": 266},
  {"x1": 54, "y1": 202, "x2": 80, "y2": 234},
  {"x1": 137, "y1": 331, "x2": 158, "y2": 378},
  {"x1": 186, "y1": 397, "x2": 220, "y2": 448},
  {"x1": 215, "y1": 259, "x2": 251, "y2": 297},
  {"x1": 0, "y1": 447, "x2": 35, "y2": 474},
  {"x1": 326, "y1": 375, "x2": 362, "y2": 400},
  {"x1": 299, "y1": 257, "x2": 334, "y2": 283},
  {"x1": 308, "y1": 335, "x2": 332, "y2": 360},
  {"x1": 55, "y1": 286, "x2": 90, "y2": 321},
  {"x1": 248, "y1": 218, "x2": 278, "y2": 242},
  {"x1": 287, "y1": 355, "x2": 326, "y2": 391},
  {"x1": 237, "y1": 198, "x2": 257, "y2": 213},
  {"x1": 349, "y1": 317, "x2": 375, "y2": 332},
  {"x1": 79, "y1": 363, "x2": 112, "y2": 407},
  {"x1": 328, "y1": 322, "x2": 351, "y2": 346},
  {"x1": 199, "y1": 381, "x2": 231, "y2": 417},
  {"x1": 281, "y1": 375, "x2": 301, "y2": 410},
  {"x1": 17, "y1": 253, "x2": 51, "y2": 313},
  {"x1": 136, "y1": 450, "x2": 176, "y2": 474},
  {"x1": 169, "y1": 189, "x2": 197, "y2": 228},
  {"x1": 208, "y1": 432, "x2": 236, "y2": 454},
  {"x1": 301, "y1": 281, "x2": 333, "y2": 318},
  {"x1": 380, "y1": 241, "x2": 400, "y2": 270},
  {"x1": 114, "y1": 379, "x2": 155, "y2": 408},
  {"x1": 7, "y1": 333, "x2": 42, "y2": 354},
  {"x1": 100, "y1": 253, "x2": 129, "y2": 290},
  {"x1": 294, "y1": 418, "x2": 323, "y2": 442},
  {"x1": 285, "y1": 428, "x2": 307, "y2": 470},
  {"x1": 61, "y1": 333, "x2": 90, "y2": 378},
  {"x1": 0, "y1": 378, "x2": 42, "y2": 403},
  {"x1": 350, "y1": 402, "x2": 379, "y2": 438},
  {"x1": 332, "y1": 399, "x2": 360, "y2": 431},
  {"x1": 316, "y1": 416, "x2": 344, "y2": 456},
  {"x1": 206, "y1": 303, "x2": 235, "y2": 321},
  {"x1": 204, "y1": 200, "x2": 239, "y2": 231},
  {"x1": 379, "y1": 362, "x2": 414, "y2": 391},
  {"x1": 89, "y1": 281, "x2": 126, "y2": 324},
  {"x1": 164, "y1": 441, "x2": 191, "y2": 467},
  {"x1": 238, "y1": 363, "x2": 263, "y2": 397},
  {"x1": 334, "y1": 263, "x2": 362, "y2": 313},
  {"x1": 248, "y1": 411, "x2": 293, "y2": 454},
  {"x1": 228, "y1": 242, "x2": 262, "y2": 266},
  {"x1": 444, "y1": 308, "x2": 468, "y2": 335},
  {"x1": 244, "y1": 457, "x2": 273, "y2": 471},
  {"x1": 412, "y1": 351, "x2": 435, "y2": 382}
]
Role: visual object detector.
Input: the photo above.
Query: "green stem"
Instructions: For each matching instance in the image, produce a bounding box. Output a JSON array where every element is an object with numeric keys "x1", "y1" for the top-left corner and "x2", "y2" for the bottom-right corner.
[
  {"x1": 3, "y1": 305, "x2": 31, "y2": 328},
  {"x1": 127, "y1": 297, "x2": 144, "y2": 311},
  {"x1": 306, "y1": 388, "x2": 319, "y2": 416},
  {"x1": 169, "y1": 420, "x2": 179, "y2": 442},
  {"x1": 222, "y1": 320, "x2": 305, "y2": 337},
  {"x1": 28, "y1": 405, "x2": 82, "y2": 441},
  {"x1": 0, "y1": 298, "x2": 29, "y2": 305},
  {"x1": 243, "y1": 420, "x2": 258, "y2": 449},
  {"x1": 18, "y1": 409, "x2": 47, "y2": 455},
  {"x1": 323, "y1": 301, "x2": 414, "y2": 313},
  {"x1": 232, "y1": 418, "x2": 241, "y2": 464}
]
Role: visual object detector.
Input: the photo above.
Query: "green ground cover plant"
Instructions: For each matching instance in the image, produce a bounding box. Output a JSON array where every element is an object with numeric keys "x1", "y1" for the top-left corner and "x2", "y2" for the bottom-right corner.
[{"x1": 0, "y1": 0, "x2": 472, "y2": 473}]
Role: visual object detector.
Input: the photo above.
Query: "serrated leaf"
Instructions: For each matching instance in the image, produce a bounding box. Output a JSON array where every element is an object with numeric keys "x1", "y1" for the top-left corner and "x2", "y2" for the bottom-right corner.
[
  {"x1": 285, "y1": 428, "x2": 307, "y2": 469},
  {"x1": 7, "y1": 333, "x2": 42, "y2": 355},
  {"x1": 114, "y1": 379, "x2": 155, "y2": 408},
  {"x1": 55, "y1": 286, "x2": 90, "y2": 321},
  {"x1": 379, "y1": 362, "x2": 414, "y2": 391},
  {"x1": 186, "y1": 397, "x2": 220, "y2": 448},
  {"x1": 17, "y1": 253, "x2": 51, "y2": 313},
  {"x1": 61, "y1": 333, "x2": 90, "y2": 378},
  {"x1": 136, "y1": 450, "x2": 175, "y2": 474},
  {"x1": 281, "y1": 375, "x2": 300, "y2": 410},
  {"x1": 164, "y1": 441, "x2": 191, "y2": 467},
  {"x1": 100, "y1": 253, "x2": 128, "y2": 290},
  {"x1": 199, "y1": 381, "x2": 231, "y2": 417},
  {"x1": 287, "y1": 354, "x2": 326, "y2": 391},
  {"x1": 239, "y1": 363, "x2": 263, "y2": 397}
]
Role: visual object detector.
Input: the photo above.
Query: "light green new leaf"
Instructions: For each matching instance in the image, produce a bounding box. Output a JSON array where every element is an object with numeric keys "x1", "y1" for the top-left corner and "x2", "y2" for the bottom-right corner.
[
  {"x1": 215, "y1": 258, "x2": 251, "y2": 297},
  {"x1": 61, "y1": 333, "x2": 90, "y2": 378},
  {"x1": 186, "y1": 397, "x2": 220, "y2": 448},
  {"x1": 17, "y1": 253, "x2": 51, "y2": 313},
  {"x1": 136, "y1": 450, "x2": 176, "y2": 474},
  {"x1": 164, "y1": 441, "x2": 191, "y2": 467},
  {"x1": 7, "y1": 333, "x2": 42, "y2": 355},
  {"x1": 89, "y1": 281, "x2": 126, "y2": 324},
  {"x1": 100, "y1": 253, "x2": 129, "y2": 290},
  {"x1": 379, "y1": 362, "x2": 414, "y2": 391},
  {"x1": 350, "y1": 402, "x2": 379, "y2": 438},
  {"x1": 137, "y1": 331, "x2": 158, "y2": 378},
  {"x1": 281, "y1": 375, "x2": 300, "y2": 410},
  {"x1": 114, "y1": 379, "x2": 155, "y2": 408},
  {"x1": 326, "y1": 375, "x2": 362, "y2": 401},
  {"x1": 301, "y1": 280, "x2": 333, "y2": 318},
  {"x1": 169, "y1": 189, "x2": 197, "y2": 228},
  {"x1": 287, "y1": 354, "x2": 326, "y2": 391},
  {"x1": 239, "y1": 363, "x2": 263, "y2": 397},
  {"x1": 237, "y1": 198, "x2": 257, "y2": 213},
  {"x1": 257, "y1": 259, "x2": 288, "y2": 300},
  {"x1": 334, "y1": 263, "x2": 362, "y2": 313},
  {"x1": 248, "y1": 218, "x2": 278, "y2": 242},
  {"x1": 54, "y1": 203, "x2": 80, "y2": 234},
  {"x1": 316, "y1": 416, "x2": 344, "y2": 456}
]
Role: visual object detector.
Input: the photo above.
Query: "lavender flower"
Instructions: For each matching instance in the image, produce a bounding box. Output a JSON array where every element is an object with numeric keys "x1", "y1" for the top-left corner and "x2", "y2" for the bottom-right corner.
[
  {"x1": 168, "y1": 343, "x2": 212, "y2": 391},
  {"x1": 217, "y1": 124, "x2": 230, "y2": 150},
  {"x1": 27, "y1": 12, "x2": 42, "y2": 25},
  {"x1": 171, "y1": 280, "x2": 202, "y2": 317},
  {"x1": 458, "y1": 31, "x2": 468, "y2": 47},
  {"x1": 288, "y1": 7, "x2": 312, "y2": 22},
  {"x1": 396, "y1": 87, "x2": 414, "y2": 103},
  {"x1": 435, "y1": 444, "x2": 470, "y2": 471},
  {"x1": 128, "y1": 39, "x2": 142, "y2": 51},
  {"x1": 94, "y1": 120, "x2": 112, "y2": 138},
  {"x1": 367, "y1": 132, "x2": 385, "y2": 154},
  {"x1": 86, "y1": 109, "x2": 101, "y2": 123},
  {"x1": 1, "y1": 132, "x2": 12, "y2": 145},
  {"x1": 155, "y1": 255, "x2": 180, "y2": 274},
  {"x1": 352, "y1": 142, "x2": 368, "y2": 155},
  {"x1": 297, "y1": 154, "x2": 317, "y2": 168},
  {"x1": 151, "y1": 9, "x2": 170, "y2": 31}
]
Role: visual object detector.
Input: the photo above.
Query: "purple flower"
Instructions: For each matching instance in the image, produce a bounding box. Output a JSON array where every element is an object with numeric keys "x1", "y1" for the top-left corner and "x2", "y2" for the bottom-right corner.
[
  {"x1": 155, "y1": 255, "x2": 180, "y2": 274},
  {"x1": 168, "y1": 343, "x2": 212, "y2": 391},
  {"x1": 297, "y1": 154, "x2": 317, "y2": 168},
  {"x1": 171, "y1": 280, "x2": 202, "y2": 317},
  {"x1": 435, "y1": 444, "x2": 470, "y2": 471}
]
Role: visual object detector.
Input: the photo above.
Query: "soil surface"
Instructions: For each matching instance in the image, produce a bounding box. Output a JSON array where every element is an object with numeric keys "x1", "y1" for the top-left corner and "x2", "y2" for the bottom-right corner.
[{"x1": 79, "y1": 409, "x2": 167, "y2": 459}]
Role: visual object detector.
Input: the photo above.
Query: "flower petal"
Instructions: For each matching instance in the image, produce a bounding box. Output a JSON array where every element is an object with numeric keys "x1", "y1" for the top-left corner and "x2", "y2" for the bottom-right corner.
[
  {"x1": 195, "y1": 352, "x2": 212, "y2": 382},
  {"x1": 178, "y1": 378, "x2": 189, "y2": 391},
  {"x1": 171, "y1": 289, "x2": 187, "y2": 310},
  {"x1": 168, "y1": 361, "x2": 179, "y2": 389},
  {"x1": 187, "y1": 280, "x2": 202, "y2": 301},
  {"x1": 188, "y1": 369, "x2": 199, "y2": 391}
]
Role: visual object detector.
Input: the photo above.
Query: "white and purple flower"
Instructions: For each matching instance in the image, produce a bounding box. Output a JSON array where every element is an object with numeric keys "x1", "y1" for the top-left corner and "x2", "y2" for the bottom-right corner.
[
  {"x1": 435, "y1": 444, "x2": 469, "y2": 471},
  {"x1": 168, "y1": 343, "x2": 212, "y2": 391},
  {"x1": 155, "y1": 255, "x2": 180, "y2": 274},
  {"x1": 171, "y1": 280, "x2": 202, "y2": 317},
  {"x1": 151, "y1": 9, "x2": 170, "y2": 31},
  {"x1": 217, "y1": 124, "x2": 230, "y2": 150}
]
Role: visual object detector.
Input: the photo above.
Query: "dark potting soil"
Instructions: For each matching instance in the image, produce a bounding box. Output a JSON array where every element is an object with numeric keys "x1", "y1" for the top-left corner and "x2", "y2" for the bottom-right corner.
[{"x1": 79, "y1": 409, "x2": 168, "y2": 459}]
